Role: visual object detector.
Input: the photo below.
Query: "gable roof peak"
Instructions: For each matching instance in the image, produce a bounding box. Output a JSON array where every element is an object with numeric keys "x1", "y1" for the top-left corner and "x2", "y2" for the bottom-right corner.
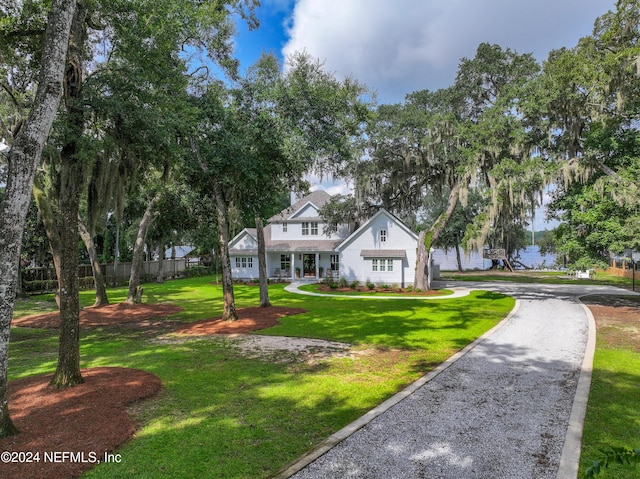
[
  {"x1": 335, "y1": 207, "x2": 418, "y2": 251},
  {"x1": 269, "y1": 190, "x2": 333, "y2": 222}
]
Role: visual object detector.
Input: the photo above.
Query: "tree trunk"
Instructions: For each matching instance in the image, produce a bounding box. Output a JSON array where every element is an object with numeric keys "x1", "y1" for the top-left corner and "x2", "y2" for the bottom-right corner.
[
  {"x1": 113, "y1": 220, "x2": 120, "y2": 286},
  {"x1": 0, "y1": 0, "x2": 76, "y2": 436},
  {"x1": 156, "y1": 241, "x2": 165, "y2": 283},
  {"x1": 414, "y1": 230, "x2": 428, "y2": 290},
  {"x1": 455, "y1": 244, "x2": 464, "y2": 272},
  {"x1": 33, "y1": 178, "x2": 62, "y2": 308},
  {"x1": 416, "y1": 183, "x2": 462, "y2": 290},
  {"x1": 50, "y1": 3, "x2": 89, "y2": 389},
  {"x1": 78, "y1": 217, "x2": 109, "y2": 306},
  {"x1": 213, "y1": 181, "x2": 238, "y2": 321},
  {"x1": 427, "y1": 249, "x2": 434, "y2": 290},
  {"x1": 256, "y1": 217, "x2": 271, "y2": 307},
  {"x1": 126, "y1": 194, "x2": 160, "y2": 304}
]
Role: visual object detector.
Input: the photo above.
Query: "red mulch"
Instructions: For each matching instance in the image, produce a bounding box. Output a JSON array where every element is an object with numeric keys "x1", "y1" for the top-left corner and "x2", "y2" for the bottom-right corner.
[
  {"x1": 315, "y1": 284, "x2": 448, "y2": 295},
  {"x1": 11, "y1": 303, "x2": 184, "y2": 329},
  {"x1": 0, "y1": 367, "x2": 161, "y2": 479},
  {"x1": 3, "y1": 303, "x2": 307, "y2": 479},
  {"x1": 173, "y1": 306, "x2": 307, "y2": 335}
]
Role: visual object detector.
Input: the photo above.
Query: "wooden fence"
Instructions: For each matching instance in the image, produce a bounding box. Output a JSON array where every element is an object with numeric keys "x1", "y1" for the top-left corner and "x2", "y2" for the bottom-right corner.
[
  {"x1": 21, "y1": 258, "x2": 202, "y2": 295},
  {"x1": 608, "y1": 258, "x2": 640, "y2": 280}
]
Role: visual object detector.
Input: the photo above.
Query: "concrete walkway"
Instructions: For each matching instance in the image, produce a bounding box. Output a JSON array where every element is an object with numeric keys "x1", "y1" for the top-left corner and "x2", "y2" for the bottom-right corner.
[
  {"x1": 272, "y1": 281, "x2": 639, "y2": 479},
  {"x1": 284, "y1": 282, "x2": 472, "y2": 300}
]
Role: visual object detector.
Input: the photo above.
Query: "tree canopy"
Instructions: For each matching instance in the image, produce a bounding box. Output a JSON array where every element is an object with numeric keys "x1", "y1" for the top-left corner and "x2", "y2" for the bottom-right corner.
[{"x1": 534, "y1": 0, "x2": 640, "y2": 265}]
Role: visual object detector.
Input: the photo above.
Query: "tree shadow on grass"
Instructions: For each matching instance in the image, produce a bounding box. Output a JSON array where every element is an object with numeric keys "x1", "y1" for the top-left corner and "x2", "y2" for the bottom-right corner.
[{"x1": 261, "y1": 290, "x2": 515, "y2": 352}]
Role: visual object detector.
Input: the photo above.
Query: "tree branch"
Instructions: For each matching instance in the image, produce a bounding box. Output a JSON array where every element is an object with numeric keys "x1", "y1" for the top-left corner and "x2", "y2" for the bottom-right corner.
[
  {"x1": 0, "y1": 82, "x2": 21, "y2": 110},
  {"x1": 1, "y1": 29, "x2": 46, "y2": 39}
]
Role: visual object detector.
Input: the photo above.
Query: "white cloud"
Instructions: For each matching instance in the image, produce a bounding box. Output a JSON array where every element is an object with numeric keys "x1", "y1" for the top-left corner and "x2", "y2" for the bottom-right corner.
[
  {"x1": 308, "y1": 174, "x2": 353, "y2": 196},
  {"x1": 283, "y1": 0, "x2": 616, "y2": 103}
]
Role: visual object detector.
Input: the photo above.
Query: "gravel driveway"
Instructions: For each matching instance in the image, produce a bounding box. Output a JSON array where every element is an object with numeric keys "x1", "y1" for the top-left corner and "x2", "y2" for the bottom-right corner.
[{"x1": 274, "y1": 281, "x2": 639, "y2": 479}]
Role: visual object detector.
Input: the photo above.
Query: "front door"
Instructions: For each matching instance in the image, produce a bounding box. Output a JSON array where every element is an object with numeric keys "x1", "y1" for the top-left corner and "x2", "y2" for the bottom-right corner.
[{"x1": 303, "y1": 254, "x2": 316, "y2": 277}]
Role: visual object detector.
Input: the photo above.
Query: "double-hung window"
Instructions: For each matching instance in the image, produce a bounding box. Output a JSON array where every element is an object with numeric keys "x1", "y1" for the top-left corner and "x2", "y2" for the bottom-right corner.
[
  {"x1": 302, "y1": 221, "x2": 318, "y2": 236},
  {"x1": 380, "y1": 230, "x2": 387, "y2": 242},
  {"x1": 236, "y1": 257, "x2": 253, "y2": 269},
  {"x1": 371, "y1": 258, "x2": 393, "y2": 272},
  {"x1": 330, "y1": 254, "x2": 339, "y2": 271},
  {"x1": 280, "y1": 254, "x2": 291, "y2": 270}
]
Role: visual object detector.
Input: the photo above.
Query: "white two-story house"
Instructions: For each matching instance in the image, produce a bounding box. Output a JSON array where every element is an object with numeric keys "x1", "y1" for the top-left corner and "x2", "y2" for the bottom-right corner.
[{"x1": 228, "y1": 190, "x2": 419, "y2": 287}]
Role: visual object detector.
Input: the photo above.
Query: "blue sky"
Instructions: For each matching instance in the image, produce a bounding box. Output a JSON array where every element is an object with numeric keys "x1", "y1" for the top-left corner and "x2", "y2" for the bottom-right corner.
[{"x1": 229, "y1": 1, "x2": 618, "y2": 229}]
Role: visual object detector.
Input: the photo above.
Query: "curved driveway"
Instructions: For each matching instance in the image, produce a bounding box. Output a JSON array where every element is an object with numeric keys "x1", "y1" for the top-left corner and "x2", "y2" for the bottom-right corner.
[{"x1": 274, "y1": 281, "x2": 639, "y2": 479}]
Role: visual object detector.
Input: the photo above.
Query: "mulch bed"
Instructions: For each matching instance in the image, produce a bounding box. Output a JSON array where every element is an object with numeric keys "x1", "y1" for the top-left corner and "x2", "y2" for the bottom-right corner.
[
  {"x1": 173, "y1": 306, "x2": 307, "y2": 335},
  {"x1": 11, "y1": 302, "x2": 185, "y2": 329},
  {"x1": 1, "y1": 367, "x2": 161, "y2": 479},
  {"x1": 315, "y1": 284, "x2": 448, "y2": 295}
]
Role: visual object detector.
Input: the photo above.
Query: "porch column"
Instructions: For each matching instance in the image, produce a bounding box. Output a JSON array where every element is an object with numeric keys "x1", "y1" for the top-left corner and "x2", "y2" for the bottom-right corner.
[
  {"x1": 291, "y1": 254, "x2": 296, "y2": 280},
  {"x1": 315, "y1": 253, "x2": 319, "y2": 278}
]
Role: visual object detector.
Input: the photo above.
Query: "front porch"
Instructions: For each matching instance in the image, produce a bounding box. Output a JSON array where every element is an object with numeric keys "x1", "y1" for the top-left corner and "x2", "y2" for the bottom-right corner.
[{"x1": 268, "y1": 251, "x2": 338, "y2": 281}]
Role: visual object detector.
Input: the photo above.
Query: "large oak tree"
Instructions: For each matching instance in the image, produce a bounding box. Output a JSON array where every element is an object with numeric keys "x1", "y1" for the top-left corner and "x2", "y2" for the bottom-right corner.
[
  {"x1": 0, "y1": 0, "x2": 76, "y2": 438},
  {"x1": 187, "y1": 53, "x2": 369, "y2": 319}
]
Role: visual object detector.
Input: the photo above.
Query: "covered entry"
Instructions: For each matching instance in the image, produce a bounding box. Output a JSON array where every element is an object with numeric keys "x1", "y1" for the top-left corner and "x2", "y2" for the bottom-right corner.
[{"x1": 303, "y1": 254, "x2": 316, "y2": 277}]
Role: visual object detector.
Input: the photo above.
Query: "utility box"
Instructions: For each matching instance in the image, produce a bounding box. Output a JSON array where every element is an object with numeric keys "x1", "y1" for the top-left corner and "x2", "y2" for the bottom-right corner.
[{"x1": 432, "y1": 264, "x2": 441, "y2": 280}]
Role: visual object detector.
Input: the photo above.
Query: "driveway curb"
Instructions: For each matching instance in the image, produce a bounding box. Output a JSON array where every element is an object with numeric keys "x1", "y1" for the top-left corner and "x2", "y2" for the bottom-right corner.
[{"x1": 555, "y1": 301, "x2": 597, "y2": 479}]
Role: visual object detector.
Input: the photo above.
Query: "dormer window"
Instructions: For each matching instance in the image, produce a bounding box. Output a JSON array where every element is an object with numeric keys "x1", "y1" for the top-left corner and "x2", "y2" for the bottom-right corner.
[{"x1": 380, "y1": 230, "x2": 387, "y2": 242}]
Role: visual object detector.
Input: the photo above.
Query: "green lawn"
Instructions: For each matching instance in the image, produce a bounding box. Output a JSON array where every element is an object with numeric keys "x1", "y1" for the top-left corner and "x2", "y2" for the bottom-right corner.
[
  {"x1": 9, "y1": 277, "x2": 514, "y2": 478},
  {"x1": 578, "y1": 298, "x2": 640, "y2": 478},
  {"x1": 579, "y1": 349, "x2": 640, "y2": 478}
]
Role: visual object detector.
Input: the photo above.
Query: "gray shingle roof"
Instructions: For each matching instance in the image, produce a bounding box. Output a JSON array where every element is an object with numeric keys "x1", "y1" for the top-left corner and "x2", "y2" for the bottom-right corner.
[
  {"x1": 268, "y1": 190, "x2": 332, "y2": 222},
  {"x1": 265, "y1": 239, "x2": 342, "y2": 252},
  {"x1": 229, "y1": 224, "x2": 341, "y2": 254},
  {"x1": 360, "y1": 250, "x2": 407, "y2": 258}
]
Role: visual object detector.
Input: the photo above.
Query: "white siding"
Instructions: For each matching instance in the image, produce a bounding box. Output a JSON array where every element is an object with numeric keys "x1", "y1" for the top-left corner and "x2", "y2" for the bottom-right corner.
[
  {"x1": 355, "y1": 257, "x2": 407, "y2": 286},
  {"x1": 231, "y1": 255, "x2": 258, "y2": 279},
  {"x1": 231, "y1": 232, "x2": 257, "y2": 251},
  {"x1": 291, "y1": 203, "x2": 320, "y2": 218},
  {"x1": 432, "y1": 248, "x2": 490, "y2": 271},
  {"x1": 271, "y1": 221, "x2": 347, "y2": 241},
  {"x1": 338, "y1": 212, "x2": 417, "y2": 287}
]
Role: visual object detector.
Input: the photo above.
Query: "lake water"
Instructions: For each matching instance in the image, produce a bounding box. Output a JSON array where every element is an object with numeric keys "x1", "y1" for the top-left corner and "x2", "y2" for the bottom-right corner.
[
  {"x1": 433, "y1": 244, "x2": 559, "y2": 271},
  {"x1": 513, "y1": 245, "x2": 557, "y2": 269}
]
